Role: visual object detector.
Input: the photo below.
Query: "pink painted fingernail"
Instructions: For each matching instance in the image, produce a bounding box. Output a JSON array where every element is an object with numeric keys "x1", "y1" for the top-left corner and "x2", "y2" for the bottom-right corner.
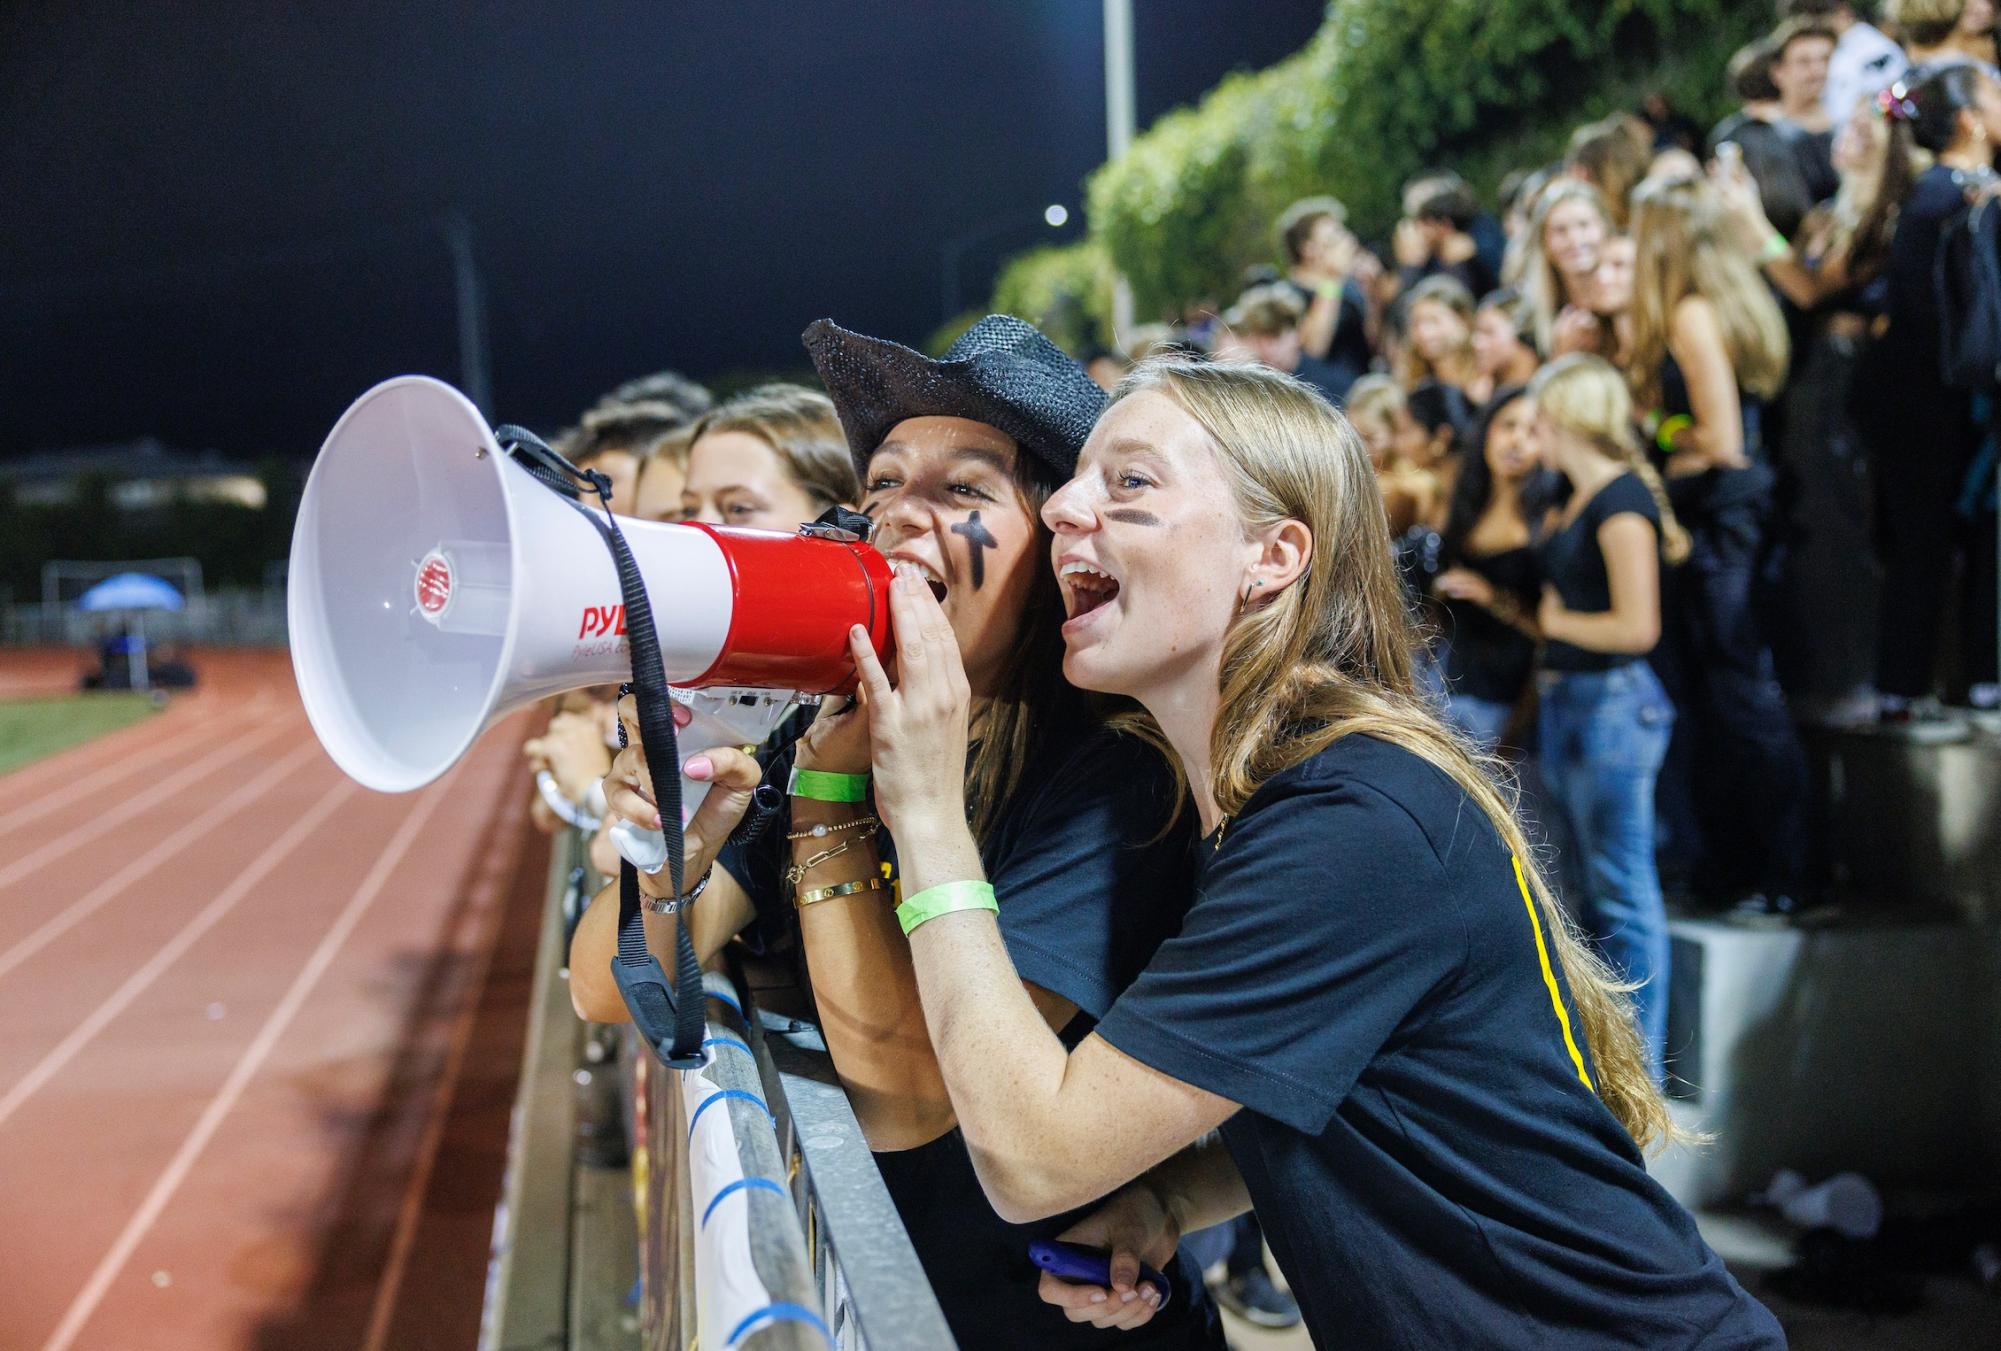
[{"x1": 684, "y1": 755, "x2": 713, "y2": 780}]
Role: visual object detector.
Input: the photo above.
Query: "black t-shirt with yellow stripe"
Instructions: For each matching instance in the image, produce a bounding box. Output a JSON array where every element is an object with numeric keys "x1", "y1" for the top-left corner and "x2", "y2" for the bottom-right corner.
[
  {"x1": 719, "y1": 726, "x2": 1224, "y2": 1351},
  {"x1": 1094, "y1": 733, "x2": 1783, "y2": 1349}
]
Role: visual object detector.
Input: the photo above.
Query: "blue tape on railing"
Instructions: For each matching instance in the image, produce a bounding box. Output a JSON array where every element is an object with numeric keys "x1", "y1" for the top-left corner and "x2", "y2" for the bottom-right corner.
[
  {"x1": 706, "y1": 987, "x2": 744, "y2": 1017},
  {"x1": 725, "y1": 1300, "x2": 834, "y2": 1348},
  {"x1": 687, "y1": 1088, "x2": 775, "y2": 1140},
  {"x1": 700, "y1": 1175, "x2": 787, "y2": 1229},
  {"x1": 701, "y1": 1035, "x2": 752, "y2": 1058}
]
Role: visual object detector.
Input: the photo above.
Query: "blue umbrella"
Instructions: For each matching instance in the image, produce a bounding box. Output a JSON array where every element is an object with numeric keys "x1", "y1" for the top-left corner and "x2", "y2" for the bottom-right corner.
[{"x1": 76, "y1": 573, "x2": 185, "y2": 613}]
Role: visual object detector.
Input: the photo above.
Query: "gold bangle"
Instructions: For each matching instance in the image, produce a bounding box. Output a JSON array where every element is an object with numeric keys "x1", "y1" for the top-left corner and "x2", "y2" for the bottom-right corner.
[{"x1": 797, "y1": 877, "x2": 890, "y2": 907}]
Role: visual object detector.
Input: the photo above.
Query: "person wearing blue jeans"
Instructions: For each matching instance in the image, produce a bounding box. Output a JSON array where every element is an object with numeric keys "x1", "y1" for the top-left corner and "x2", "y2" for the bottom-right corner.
[
  {"x1": 1536, "y1": 664, "x2": 1675, "y2": 1070},
  {"x1": 1528, "y1": 356, "x2": 1691, "y2": 1080}
]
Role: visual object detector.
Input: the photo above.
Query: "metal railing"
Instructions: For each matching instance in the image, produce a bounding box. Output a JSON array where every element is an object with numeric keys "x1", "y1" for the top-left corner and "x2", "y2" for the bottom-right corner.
[
  {"x1": 488, "y1": 827, "x2": 952, "y2": 1350},
  {"x1": 628, "y1": 959, "x2": 955, "y2": 1349}
]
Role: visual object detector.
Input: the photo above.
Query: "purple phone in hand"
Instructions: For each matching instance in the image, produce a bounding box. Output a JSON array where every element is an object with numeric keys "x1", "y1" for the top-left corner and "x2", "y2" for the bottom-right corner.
[{"x1": 1028, "y1": 1239, "x2": 1171, "y2": 1311}]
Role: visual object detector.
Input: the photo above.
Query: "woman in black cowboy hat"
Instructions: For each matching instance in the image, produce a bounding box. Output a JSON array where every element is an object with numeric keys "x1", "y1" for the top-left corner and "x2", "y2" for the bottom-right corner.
[{"x1": 571, "y1": 315, "x2": 1225, "y2": 1349}]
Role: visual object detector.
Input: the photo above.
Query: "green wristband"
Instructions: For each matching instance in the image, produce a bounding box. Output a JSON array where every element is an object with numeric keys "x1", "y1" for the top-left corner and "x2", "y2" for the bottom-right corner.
[
  {"x1": 896, "y1": 880, "x2": 998, "y2": 936},
  {"x1": 787, "y1": 766, "x2": 870, "y2": 802}
]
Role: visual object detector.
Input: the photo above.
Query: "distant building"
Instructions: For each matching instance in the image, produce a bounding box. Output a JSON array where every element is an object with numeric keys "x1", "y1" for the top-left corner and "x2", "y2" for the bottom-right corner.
[{"x1": 0, "y1": 438, "x2": 267, "y2": 510}]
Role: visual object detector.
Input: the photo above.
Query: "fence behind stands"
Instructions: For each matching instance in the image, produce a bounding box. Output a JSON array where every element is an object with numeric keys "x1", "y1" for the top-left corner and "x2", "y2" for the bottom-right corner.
[{"x1": 1, "y1": 588, "x2": 290, "y2": 645}]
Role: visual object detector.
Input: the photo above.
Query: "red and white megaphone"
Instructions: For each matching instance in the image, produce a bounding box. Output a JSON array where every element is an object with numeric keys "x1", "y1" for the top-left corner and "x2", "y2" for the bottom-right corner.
[{"x1": 288, "y1": 375, "x2": 891, "y2": 829}]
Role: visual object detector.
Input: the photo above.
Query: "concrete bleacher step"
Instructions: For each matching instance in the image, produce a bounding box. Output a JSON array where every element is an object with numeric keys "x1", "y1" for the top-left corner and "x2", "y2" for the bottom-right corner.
[
  {"x1": 1652, "y1": 908, "x2": 1995, "y2": 1208},
  {"x1": 1652, "y1": 728, "x2": 2001, "y2": 1213},
  {"x1": 1803, "y1": 725, "x2": 2001, "y2": 921}
]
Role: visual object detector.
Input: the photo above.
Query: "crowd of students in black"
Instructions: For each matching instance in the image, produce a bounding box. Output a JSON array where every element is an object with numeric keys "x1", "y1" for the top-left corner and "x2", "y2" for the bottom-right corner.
[{"x1": 1139, "y1": 0, "x2": 2001, "y2": 1054}]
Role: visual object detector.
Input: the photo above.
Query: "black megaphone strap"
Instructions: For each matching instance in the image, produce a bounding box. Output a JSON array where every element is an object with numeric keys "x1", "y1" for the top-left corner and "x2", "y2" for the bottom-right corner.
[{"x1": 492, "y1": 424, "x2": 706, "y2": 1069}]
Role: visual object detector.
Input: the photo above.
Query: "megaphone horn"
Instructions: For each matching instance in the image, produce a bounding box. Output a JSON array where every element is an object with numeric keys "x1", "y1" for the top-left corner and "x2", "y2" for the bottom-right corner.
[{"x1": 288, "y1": 375, "x2": 892, "y2": 794}]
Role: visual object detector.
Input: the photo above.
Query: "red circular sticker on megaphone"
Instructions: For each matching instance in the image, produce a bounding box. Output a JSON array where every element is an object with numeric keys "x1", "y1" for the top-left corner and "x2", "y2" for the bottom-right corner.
[{"x1": 414, "y1": 549, "x2": 454, "y2": 622}]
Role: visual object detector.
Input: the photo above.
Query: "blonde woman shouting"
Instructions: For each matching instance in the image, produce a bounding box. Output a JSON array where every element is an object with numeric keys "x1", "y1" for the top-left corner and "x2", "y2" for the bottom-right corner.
[{"x1": 836, "y1": 358, "x2": 1781, "y2": 1348}]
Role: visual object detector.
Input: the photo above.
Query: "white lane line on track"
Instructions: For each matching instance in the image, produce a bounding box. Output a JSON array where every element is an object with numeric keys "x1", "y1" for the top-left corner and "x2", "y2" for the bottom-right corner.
[
  {"x1": 38, "y1": 767, "x2": 460, "y2": 1351},
  {"x1": 0, "y1": 774, "x2": 360, "y2": 1130},
  {"x1": 0, "y1": 694, "x2": 277, "y2": 839},
  {"x1": 0, "y1": 736, "x2": 321, "y2": 986},
  {"x1": 361, "y1": 767, "x2": 518, "y2": 1351},
  {"x1": 0, "y1": 712, "x2": 296, "y2": 893}
]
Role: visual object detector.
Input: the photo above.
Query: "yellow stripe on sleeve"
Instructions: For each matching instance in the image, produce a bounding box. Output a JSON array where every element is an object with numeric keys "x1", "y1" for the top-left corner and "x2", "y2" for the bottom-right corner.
[{"x1": 1513, "y1": 853, "x2": 1594, "y2": 1092}]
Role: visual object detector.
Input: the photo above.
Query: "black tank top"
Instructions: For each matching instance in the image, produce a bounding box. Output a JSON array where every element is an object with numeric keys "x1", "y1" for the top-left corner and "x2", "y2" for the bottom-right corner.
[{"x1": 1439, "y1": 546, "x2": 1540, "y2": 703}]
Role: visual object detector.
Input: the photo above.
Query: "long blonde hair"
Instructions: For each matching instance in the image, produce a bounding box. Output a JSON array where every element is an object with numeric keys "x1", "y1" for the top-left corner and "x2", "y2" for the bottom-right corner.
[
  {"x1": 1532, "y1": 355, "x2": 1692, "y2": 565},
  {"x1": 1626, "y1": 175, "x2": 1790, "y2": 412},
  {"x1": 1523, "y1": 180, "x2": 1613, "y2": 356},
  {"x1": 1114, "y1": 356, "x2": 1683, "y2": 1153}
]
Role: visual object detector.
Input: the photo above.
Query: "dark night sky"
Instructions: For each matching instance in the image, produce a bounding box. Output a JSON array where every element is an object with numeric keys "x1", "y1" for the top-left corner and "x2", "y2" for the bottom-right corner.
[{"x1": 0, "y1": 1, "x2": 1323, "y2": 460}]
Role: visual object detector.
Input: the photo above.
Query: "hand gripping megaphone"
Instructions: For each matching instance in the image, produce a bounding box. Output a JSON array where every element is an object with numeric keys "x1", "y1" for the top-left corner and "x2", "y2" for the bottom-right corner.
[{"x1": 288, "y1": 375, "x2": 891, "y2": 839}]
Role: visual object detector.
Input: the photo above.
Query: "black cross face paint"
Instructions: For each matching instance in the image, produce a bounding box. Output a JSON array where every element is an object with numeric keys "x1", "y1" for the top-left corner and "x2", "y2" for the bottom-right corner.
[
  {"x1": 949, "y1": 510, "x2": 999, "y2": 589},
  {"x1": 1105, "y1": 508, "x2": 1163, "y2": 528}
]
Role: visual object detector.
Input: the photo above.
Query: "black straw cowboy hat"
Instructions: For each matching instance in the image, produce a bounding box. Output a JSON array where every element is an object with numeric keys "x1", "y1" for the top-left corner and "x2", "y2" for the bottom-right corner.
[{"x1": 802, "y1": 314, "x2": 1108, "y2": 486}]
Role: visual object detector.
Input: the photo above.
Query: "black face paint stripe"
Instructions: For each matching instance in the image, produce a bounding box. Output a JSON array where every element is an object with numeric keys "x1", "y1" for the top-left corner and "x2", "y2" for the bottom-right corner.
[
  {"x1": 1105, "y1": 508, "x2": 1163, "y2": 527},
  {"x1": 949, "y1": 510, "x2": 999, "y2": 589}
]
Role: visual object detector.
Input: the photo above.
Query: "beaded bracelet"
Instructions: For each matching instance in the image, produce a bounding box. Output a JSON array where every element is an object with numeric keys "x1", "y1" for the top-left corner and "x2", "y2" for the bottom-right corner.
[
  {"x1": 785, "y1": 813, "x2": 880, "y2": 842},
  {"x1": 895, "y1": 880, "x2": 998, "y2": 936}
]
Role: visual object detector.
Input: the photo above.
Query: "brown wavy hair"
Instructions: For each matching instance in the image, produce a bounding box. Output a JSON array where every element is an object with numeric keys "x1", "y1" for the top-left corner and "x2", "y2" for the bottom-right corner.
[
  {"x1": 1111, "y1": 355, "x2": 1686, "y2": 1152},
  {"x1": 686, "y1": 383, "x2": 860, "y2": 514},
  {"x1": 1626, "y1": 175, "x2": 1790, "y2": 413}
]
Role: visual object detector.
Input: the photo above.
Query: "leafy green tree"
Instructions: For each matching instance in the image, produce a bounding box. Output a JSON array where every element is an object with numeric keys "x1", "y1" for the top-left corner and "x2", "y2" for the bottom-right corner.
[{"x1": 992, "y1": 0, "x2": 1763, "y2": 337}]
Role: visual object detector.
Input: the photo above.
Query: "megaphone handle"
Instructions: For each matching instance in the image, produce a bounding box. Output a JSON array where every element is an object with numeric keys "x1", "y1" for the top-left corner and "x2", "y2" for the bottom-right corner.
[{"x1": 609, "y1": 775, "x2": 716, "y2": 874}]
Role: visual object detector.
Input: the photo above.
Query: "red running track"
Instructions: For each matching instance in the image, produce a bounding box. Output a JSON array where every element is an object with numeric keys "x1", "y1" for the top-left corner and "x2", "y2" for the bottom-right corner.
[{"x1": 0, "y1": 649, "x2": 549, "y2": 1350}]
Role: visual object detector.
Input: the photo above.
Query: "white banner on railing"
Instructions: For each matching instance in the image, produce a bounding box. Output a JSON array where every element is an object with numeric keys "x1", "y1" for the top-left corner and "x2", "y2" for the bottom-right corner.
[{"x1": 680, "y1": 1065, "x2": 782, "y2": 1350}]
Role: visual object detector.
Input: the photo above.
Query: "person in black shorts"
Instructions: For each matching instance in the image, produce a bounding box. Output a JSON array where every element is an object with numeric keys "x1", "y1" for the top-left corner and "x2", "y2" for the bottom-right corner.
[
  {"x1": 570, "y1": 316, "x2": 1224, "y2": 1351},
  {"x1": 814, "y1": 355, "x2": 1781, "y2": 1348}
]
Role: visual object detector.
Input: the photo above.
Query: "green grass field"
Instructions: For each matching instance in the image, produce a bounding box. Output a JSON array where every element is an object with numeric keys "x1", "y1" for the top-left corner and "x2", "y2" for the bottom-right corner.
[{"x1": 0, "y1": 693, "x2": 159, "y2": 776}]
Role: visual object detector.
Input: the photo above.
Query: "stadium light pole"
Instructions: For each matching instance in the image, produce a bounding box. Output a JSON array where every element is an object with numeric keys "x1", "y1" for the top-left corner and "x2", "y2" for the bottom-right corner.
[
  {"x1": 1104, "y1": 0, "x2": 1136, "y2": 344},
  {"x1": 440, "y1": 211, "x2": 492, "y2": 417}
]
